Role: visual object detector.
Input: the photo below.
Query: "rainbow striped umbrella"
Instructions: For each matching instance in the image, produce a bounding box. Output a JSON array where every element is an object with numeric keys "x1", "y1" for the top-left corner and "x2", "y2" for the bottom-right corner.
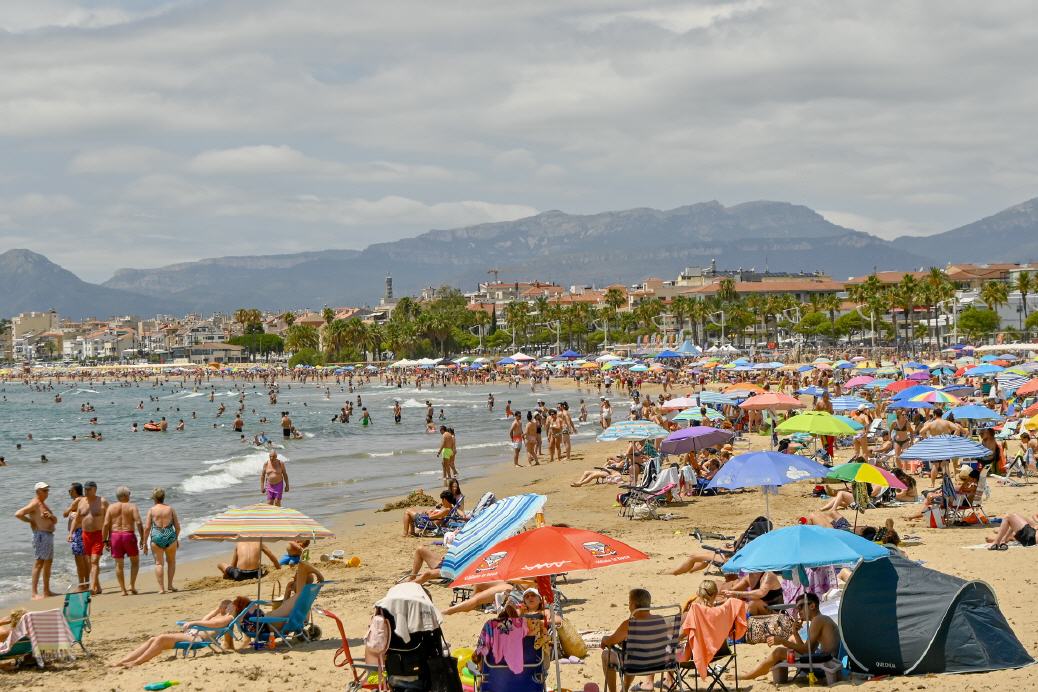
[
  {"x1": 909, "y1": 390, "x2": 960, "y2": 405},
  {"x1": 190, "y1": 504, "x2": 334, "y2": 542}
]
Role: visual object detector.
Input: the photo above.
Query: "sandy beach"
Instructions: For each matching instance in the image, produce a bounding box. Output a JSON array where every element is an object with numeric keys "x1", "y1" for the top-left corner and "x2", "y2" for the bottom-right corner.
[{"x1": 5, "y1": 380, "x2": 1038, "y2": 691}]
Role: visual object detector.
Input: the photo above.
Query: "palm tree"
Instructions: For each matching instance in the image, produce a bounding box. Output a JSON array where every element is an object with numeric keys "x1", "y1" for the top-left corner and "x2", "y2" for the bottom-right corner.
[
  {"x1": 504, "y1": 301, "x2": 529, "y2": 348},
  {"x1": 743, "y1": 294, "x2": 765, "y2": 346},
  {"x1": 604, "y1": 287, "x2": 626, "y2": 313},
  {"x1": 922, "y1": 267, "x2": 953, "y2": 352},
  {"x1": 716, "y1": 277, "x2": 738, "y2": 305},
  {"x1": 233, "y1": 308, "x2": 262, "y2": 334},
  {"x1": 980, "y1": 281, "x2": 1009, "y2": 313},
  {"x1": 471, "y1": 310, "x2": 491, "y2": 352},
  {"x1": 669, "y1": 296, "x2": 691, "y2": 340},
  {"x1": 366, "y1": 322, "x2": 384, "y2": 361},
  {"x1": 322, "y1": 319, "x2": 351, "y2": 359},
  {"x1": 321, "y1": 307, "x2": 336, "y2": 326},
  {"x1": 532, "y1": 295, "x2": 550, "y2": 322},
  {"x1": 894, "y1": 274, "x2": 920, "y2": 354},
  {"x1": 1014, "y1": 271, "x2": 1034, "y2": 331},
  {"x1": 687, "y1": 297, "x2": 709, "y2": 347},
  {"x1": 278, "y1": 311, "x2": 296, "y2": 328},
  {"x1": 284, "y1": 324, "x2": 319, "y2": 353}
]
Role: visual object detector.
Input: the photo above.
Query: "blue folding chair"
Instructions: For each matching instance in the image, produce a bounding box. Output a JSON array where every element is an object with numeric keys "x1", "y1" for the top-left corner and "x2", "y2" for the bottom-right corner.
[
  {"x1": 250, "y1": 581, "x2": 331, "y2": 648},
  {"x1": 477, "y1": 634, "x2": 545, "y2": 691},
  {"x1": 173, "y1": 606, "x2": 253, "y2": 658},
  {"x1": 415, "y1": 498, "x2": 467, "y2": 537}
]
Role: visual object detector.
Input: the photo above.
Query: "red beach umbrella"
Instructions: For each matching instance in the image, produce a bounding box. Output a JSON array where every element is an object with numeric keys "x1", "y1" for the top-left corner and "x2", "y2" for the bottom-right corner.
[
  {"x1": 450, "y1": 526, "x2": 648, "y2": 586},
  {"x1": 885, "y1": 379, "x2": 916, "y2": 393},
  {"x1": 1015, "y1": 378, "x2": 1038, "y2": 397},
  {"x1": 739, "y1": 392, "x2": 805, "y2": 410}
]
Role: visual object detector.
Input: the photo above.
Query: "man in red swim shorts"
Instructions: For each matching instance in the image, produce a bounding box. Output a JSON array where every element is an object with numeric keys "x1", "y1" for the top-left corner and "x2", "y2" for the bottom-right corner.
[
  {"x1": 73, "y1": 481, "x2": 109, "y2": 594},
  {"x1": 103, "y1": 486, "x2": 145, "y2": 596}
]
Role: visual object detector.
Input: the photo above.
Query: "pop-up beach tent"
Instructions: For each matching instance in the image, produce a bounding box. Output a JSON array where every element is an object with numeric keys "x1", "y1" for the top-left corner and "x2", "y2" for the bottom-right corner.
[{"x1": 841, "y1": 554, "x2": 1034, "y2": 675}]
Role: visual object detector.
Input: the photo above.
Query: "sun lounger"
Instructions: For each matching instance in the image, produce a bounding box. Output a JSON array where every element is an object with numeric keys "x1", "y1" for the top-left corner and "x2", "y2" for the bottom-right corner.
[{"x1": 249, "y1": 580, "x2": 331, "y2": 648}]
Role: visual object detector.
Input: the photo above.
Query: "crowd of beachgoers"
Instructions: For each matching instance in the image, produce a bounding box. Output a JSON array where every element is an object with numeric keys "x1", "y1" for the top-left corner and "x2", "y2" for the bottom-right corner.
[{"x1": 3, "y1": 346, "x2": 1037, "y2": 690}]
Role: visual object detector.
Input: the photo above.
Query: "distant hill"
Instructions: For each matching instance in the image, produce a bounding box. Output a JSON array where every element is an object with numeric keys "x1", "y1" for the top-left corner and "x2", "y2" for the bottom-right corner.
[
  {"x1": 101, "y1": 201, "x2": 930, "y2": 311},
  {"x1": 0, "y1": 249, "x2": 187, "y2": 319},
  {"x1": 893, "y1": 197, "x2": 1038, "y2": 264}
]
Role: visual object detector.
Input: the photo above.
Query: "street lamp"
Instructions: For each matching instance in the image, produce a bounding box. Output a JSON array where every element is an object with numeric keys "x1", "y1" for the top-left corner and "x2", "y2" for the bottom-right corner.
[
  {"x1": 592, "y1": 318, "x2": 610, "y2": 351},
  {"x1": 708, "y1": 310, "x2": 726, "y2": 347}
]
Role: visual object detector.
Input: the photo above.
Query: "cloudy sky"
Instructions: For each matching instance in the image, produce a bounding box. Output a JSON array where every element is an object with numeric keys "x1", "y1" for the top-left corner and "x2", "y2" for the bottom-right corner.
[{"x1": 2, "y1": 1, "x2": 1037, "y2": 281}]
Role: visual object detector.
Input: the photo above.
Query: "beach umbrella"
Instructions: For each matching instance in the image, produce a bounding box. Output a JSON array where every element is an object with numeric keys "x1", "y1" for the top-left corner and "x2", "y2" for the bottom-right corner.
[
  {"x1": 723, "y1": 525, "x2": 889, "y2": 576},
  {"x1": 452, "y1": 526, "x2": 648, "y2": 692},
  {"x1": 775, "y1": 411, "x2": 857, "y2": 436},
  {"x1": 595, "y1": 353, "x2": 621, "y2": 363},
  {"x1": 941, "y1": 384, "x2": 975, "y2": 395},
  {"x1": 439, "y1": 493, "x2": 547, "y2": 579},
  {"x1": 886, "y1": 399, "x2": 933, "y2": 410},
  {"x1": 829, "y1": 395, "x2": 873, "y2": 411},
  {"x1": 698, "y1": 391, "x2": 741, "y2": 406},
  {"x1": 844, "y1": 375, "x2": 875, "y2": 389},
  {"x1": 660, "y1": 426, "x2": 734, "y2": 455},
  {"x1": 891, "y1": 384, "x2": 936, "y2": 400},
  {"x1": 906, "y1": 371, "x2": 931, "y2": 381},
  {"x1": 827, "y1": 462, "x2": 907, "y2": 490},
  {"x1": 900, "y1": 435, "x2": 991, "y2": 462},
  {"x1": 509, "y1": 352, "x2": 536, "y2": 362},
  {"x1": 909, "y1": 390, "x2": 961, "y2": 405},
  {"x1": 660, "y1": 396, "x2": 700, "y2": 410},
  {"x1": 655, "y1": 349, "x2": 684, "y2": 359},
  {"x1": 738, "y1": 392, "x2": 805, "y2": 410},
  {"x1": 597, "y1": 420, "x2": 670, "y2": 442},
  {"x1": 672, "y1": 407, "x2": 726, "y2": 423},
  {"x1": 885, "y1": 379, "x2": 920, "y2": 394},
  {"x1": 797, "y1": 386, "x2": 826, "y2": 397},
  {"x1": 980, "y1": 354, "x2": 1000, "y2": 362},
  {"x1": 190, "y1": 504, "x2": 334, "y2": 599},
  {"x1": 1024, "y1": 414, "x2": 1038, "y2": 432},
  {"x1": 862, "y1": 379, "x2": 893, "y2": 390},
  {"x1": 707, "y1": 451, "x2": 830, "y2": 521},
  {"x1": 555, "y1": 349, "x2": 582, "y2": 360},
  {"x1": 833, "y1": 415, "x2": 865, "y2": 431},
  {"x1": 965, "y1": 364, "x2": 1004, "y2": 377},
  {"x1": 945, "y1": 404, "x2": 1000, "y2": 420}
]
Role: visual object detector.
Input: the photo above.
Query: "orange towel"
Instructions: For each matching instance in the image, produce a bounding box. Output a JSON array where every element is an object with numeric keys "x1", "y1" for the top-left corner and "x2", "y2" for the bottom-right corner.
[{"x1": 679, "y1": 599, "x2": 747, "y2": 679}]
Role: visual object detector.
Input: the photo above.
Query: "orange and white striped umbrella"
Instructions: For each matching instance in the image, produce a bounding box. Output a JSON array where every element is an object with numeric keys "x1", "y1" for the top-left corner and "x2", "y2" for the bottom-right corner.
[{"x1": 189, "y1": 504, "x2": 334, "y2": 543}]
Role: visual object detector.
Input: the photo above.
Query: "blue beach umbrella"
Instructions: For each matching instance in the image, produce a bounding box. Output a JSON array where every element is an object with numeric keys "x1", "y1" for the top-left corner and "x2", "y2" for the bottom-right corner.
[
  {"x1": 708, "y1": 451, "x2": 830, "y2": 521},
  {"x1": 597, "y1": 420, "x2": 670, "y2": 442},
  {"x1": 672, "y1": 407, "x2": 725, "y2": 423},
  {"x1": 965, "y1": 364, "x2": 1004, "y2": 376},
  {"x1": 900, "y1": 435, "x2": 991, "y2": 462},
  {"x1": 797, "y1": 386, "x2": 826, "y2": 397},
  {"x1": 440, "y1": 493, "x2": 547, "y2": 579},
  {"x1": 980, "y1": 354, "x2": 999, "y2": 362},
  {"x1": 655, "y1": 350, "x2": 684, "y2": 359},
  {"x1": 496, "y1": 357, "x2": 516, "y2": 365},
  {"x1": 829, "y1": 395, "x2": 873, "y2": 411},
  {"x1": 863, "y1": 379, "x2": 893, "y2": 390},
  {"x1": 945, "y1": 404, "x2": 1001, "y2": 420},
  {"x1": 698, "y1": 391, "x2": 740, "y2": 406},
  {"x1": 833, "y1": 415, "x2": 865, "y2": 431},
  {"x1": 722, "y1": 525, "x2": 889, "y2": 577},
  {"x1": 891, "y1": 385, "x2": 936, "y2": 401}
]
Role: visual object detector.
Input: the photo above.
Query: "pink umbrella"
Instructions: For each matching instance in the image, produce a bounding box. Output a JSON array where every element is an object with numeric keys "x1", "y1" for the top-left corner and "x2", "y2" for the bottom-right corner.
[
  {"x1": 738, "y1": 392, "x2": 805, "y2": 410},
  {"x1": 844, "y1": 375, "x2": 874, "y2": 389},
  {"x1": 907, "y1": 371, "x2": 931, "y2": 381}
]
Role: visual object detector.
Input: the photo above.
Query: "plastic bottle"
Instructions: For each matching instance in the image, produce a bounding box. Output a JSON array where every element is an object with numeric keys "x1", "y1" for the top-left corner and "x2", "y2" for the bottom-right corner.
[
  {"x1": 144, "y1": 682, "x2": 180, "y2": 691},
  {"x1": 267, "y1": 632, "x2": 276, "y2": 650}
]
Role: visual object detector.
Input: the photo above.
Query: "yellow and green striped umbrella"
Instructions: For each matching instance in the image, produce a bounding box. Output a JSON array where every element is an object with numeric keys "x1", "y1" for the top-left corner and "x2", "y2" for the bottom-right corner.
[{"x1": 189, "y1": 504, "x2": 334, "y2": 543}]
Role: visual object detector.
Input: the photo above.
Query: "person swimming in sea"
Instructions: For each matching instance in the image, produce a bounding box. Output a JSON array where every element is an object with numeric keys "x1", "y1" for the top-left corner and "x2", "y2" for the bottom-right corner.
[{"x1": 361, "y1": 408, "x2": 372, "y2": 426}]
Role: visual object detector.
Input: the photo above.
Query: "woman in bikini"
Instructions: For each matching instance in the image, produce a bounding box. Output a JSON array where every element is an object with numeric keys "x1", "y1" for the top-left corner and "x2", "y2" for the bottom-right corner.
[
  {"x1": 143, "y1": 488, "x2": 181, "y2": 594},
  {"x1": 111, "y1": 597, "x2": 246, "y2": 667},
  {"x1": 891, "y1": 410, "x2": 912, "y2": 470}
]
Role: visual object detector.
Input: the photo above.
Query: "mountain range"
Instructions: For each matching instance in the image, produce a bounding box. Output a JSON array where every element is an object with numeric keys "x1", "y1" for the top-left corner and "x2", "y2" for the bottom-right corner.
[{"x1": 2, "y1": 197, "x2": 1036, "y2": 319}]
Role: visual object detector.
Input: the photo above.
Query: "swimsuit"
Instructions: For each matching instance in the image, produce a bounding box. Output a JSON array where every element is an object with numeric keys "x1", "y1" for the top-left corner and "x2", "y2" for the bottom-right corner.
[
  {"x1": 33, "y1": 530, "x2": 55, "y2": 561},
  {"x1": 266, "y1": 480, "x2": 285, "y2": 502},
  {"x1": 223, "y1": 566, "x2": 261, "y2": 581},
  {"x1": 70, "y1": 527, "x2": 84, "y2": 556},
  {"x1": 441, "y1": 448, "x2": 455, "y2": 460},
  {"x1": 762, "y1": 587, "x2": 785, "y2": 607},
  {"x1": 1015, "y1": 524, "x2": 1037, "y2": 547},
  {"x1": 110, "y1": 530, "x2": 139, "y2": 559},
  {"x1": 150, "y1": 524, "x2": 178, "y2": 549},
  {"x1": 279, "y1": 554, "x2": 301, "y2": 566},
  {"x1": 832, "y1": 517, "x2": 852, "y2": 532},
  {"x1": 82, "y1": 529, "x2": 104, "y2": 556}
]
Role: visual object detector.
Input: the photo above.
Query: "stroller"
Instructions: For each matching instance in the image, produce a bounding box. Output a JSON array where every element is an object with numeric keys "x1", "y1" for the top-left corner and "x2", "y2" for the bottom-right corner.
[{"x1": 344, "y1": 582, "x2": 461, "y2": 692}]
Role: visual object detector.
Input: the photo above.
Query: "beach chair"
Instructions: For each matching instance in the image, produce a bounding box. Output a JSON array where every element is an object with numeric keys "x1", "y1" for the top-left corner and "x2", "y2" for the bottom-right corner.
[
  {"x1": 173, "y1": 606, "x2": 253, "y2": 658},
  {"x1": 864, "y1": 418, "x2": 883, "y2": 443},
  {"x1": 678, "y1": 601, "x2": 744, "y2": 692},
  {"x1": 62, "y1": 591, "x2": 92, "y2": 655},
  {"x1": 0, "y1": 609, "x2": 76, "y2": 668},
  {"x1": 955, "y1": 467, "x2": 990, "y2": 524},
  {"x1": 249, "y1": 580, "x2": 331, "y2": 648},
  {"x1": 415, "y1": 498, "x2": 467, "y2": 537},
  {"x1": 317, "y1": 607, "x2": 387, "y2": 691},
  {"x1": 699, "y1": 516, "x2": 773, "y2": 567},
  {"x1": 605, "y1": 605, "x2": 683, "y2": 692},
  {"x1": 475, "y1": 633, "x2": 545, "y2": 692},
  {"x1": 996, "y1": 419, "x2": 1019, "y2": 441}
]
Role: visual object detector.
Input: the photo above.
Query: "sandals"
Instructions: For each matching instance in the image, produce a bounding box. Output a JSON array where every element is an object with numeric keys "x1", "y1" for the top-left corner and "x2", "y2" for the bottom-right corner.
[{"x1": 987, "y1": 542, "x2": 1009, "y2": 551}]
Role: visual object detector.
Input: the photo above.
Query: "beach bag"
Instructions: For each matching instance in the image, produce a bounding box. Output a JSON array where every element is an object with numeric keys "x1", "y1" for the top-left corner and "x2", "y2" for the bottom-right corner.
[
  {"x1": 923, "y1": 507, "x2": 945, "y2": 529},
  {"x1": 427, "y1": 654, "x2": 463, "y2": 692},
  {"x1": 745, "y1": 613, "x2": 794, "y2": 645},
  {"x1": 558, "y1": 618, "x2": 588, "y2": 658},
  {"x1": 629, "y1": 502, "x2": 657, "y2": 520},
  {"x1": 363, "y1": 611, "x2": 391, "y2": 673}
]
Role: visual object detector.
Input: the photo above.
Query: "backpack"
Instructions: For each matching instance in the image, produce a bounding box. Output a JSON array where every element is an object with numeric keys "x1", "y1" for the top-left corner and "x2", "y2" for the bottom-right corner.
[{"x1": 363, "y1": 610, "x2": 392, "y2": 675}]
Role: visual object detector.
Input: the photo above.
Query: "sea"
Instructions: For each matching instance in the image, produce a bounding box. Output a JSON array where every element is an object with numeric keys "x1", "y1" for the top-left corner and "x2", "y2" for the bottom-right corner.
[{"x1": 0, "y1": 376, "x2": 600, "y2": 603}]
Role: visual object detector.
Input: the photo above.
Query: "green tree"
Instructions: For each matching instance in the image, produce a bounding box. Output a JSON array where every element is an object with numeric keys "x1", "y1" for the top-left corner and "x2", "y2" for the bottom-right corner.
[
  {"x1": 1014, "y1": 271, "x2": 1033, "y2": 331},
  {"x1": 894, "y1": 274, "x2": 920, "y2": 354},
  {"x1": 504, "y1": 301, "x2": 530, "y2": 348},
  {"x1": 980, "y1": 281, "x2": 1009, "y2": 312},
  {"x1": 288, "y1": 348, "x2": 324, "y2": 368},
  {"x1": 794, "y1": 311, "x2": 833, "y2": 341},
  {"x1": 716, "y1": 277, "x2": 738, "y2": 304},
  {"x1": 228, "y1": 333, "x2": 284, "y2": 360},
  {"x1": 604, "y1": 287, "x2": 626, "y2": 313},
  {"x1": 1025, "y1": 310, "x2": 1038, "y2": 334},
  {"x1": 279, "y1": 311, "x2": 296, "y2": 327},
  {"x1": 284, "y1": 324, "x2": 320, "y2": 352},
  {"x1": 233, "y1": 308, "x2": 263, "y2": 334},
  {"x1": 957, "y1": 307, "x2": 1000, "y2": 343}
]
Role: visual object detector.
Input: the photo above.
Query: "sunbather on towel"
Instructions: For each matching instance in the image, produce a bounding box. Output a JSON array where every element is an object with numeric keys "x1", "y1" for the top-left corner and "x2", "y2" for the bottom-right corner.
[
  {"x1": 110, "y1": 598, "x2": 246, "y2": 667},
  {"x1": 738, "y1": 592, "x2": 839, "y2": 680},
  {"x1": 986, "y1": 512, "x2": 1038, "y2": 550},
  {"x1": 402, "y1": 490, "x2": 456, "y2": 537},
  {"x1": 0, "y1": 609, "x2": 26, "y2": 648},
  {"x1": 571, "y1": 468, "x2": 623, "y2": 487}
]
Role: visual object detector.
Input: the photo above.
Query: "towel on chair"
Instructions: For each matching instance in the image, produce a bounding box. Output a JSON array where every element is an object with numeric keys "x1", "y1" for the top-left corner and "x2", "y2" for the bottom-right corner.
[
  {"x1": 0, "y1": 609, "x2": 75, "y2": 664},
  {"x1": 680, "y1": 599, "x2": 747, "y2": 679}
]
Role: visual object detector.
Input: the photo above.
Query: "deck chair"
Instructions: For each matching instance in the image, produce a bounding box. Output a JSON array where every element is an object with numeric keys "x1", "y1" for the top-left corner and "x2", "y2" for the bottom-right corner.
[
  {"x1": 317, "y1": 607, "x2": 387, "y2": 691},
  {"x1": 0, "y1": 609, "x2": 75, "y2": 668},
  {"x1": 996, "y1": 419, "x2": 1020, "y2": 441},
  {"x1": 415, "y1": 498, "x2": 467, "y2": 537},
  {"x1": 476, "y1": 633, "x2": 545, "y2": 692},
  {"x1": 606, "y1": 605, "x2": 683, "y2": 692},
  {"x1": 62, "y1": 591, "x2": 91, "y2": 655},
  {"x1": 700, "y1": 516, "x2": 773, "y2": 566},
  {"x1": 250, "y1": 580, "x2": 330, "y2": 648},
  {"x1": 864, "y1": 418, "x2": 883, "y2": 443},
  {"x1": 678, "y1": 601, "x2": 745, "y2": 692},
  {"x1": 620, "y1": 466, "x2": 679, "y2": 518},
  {"x1": 955, "y1": 467, "x2": 990, "y2": 524},
  {"x1": 173, "y1": 605, "x2": 253, "y2": 658}
]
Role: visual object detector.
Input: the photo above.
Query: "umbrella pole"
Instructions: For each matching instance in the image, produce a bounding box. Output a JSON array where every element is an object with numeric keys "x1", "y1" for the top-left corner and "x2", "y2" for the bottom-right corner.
[
  {"x1": 551, "y1": 574, "x2": 562, "y2": 692},
  {"x1": 257, "y1": 538, "x2": 263, "y2": 603}
]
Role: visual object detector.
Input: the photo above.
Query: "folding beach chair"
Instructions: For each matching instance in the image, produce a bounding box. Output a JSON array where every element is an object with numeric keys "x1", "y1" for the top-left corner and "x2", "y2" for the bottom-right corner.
[
  {"x1": 414, "y1": 498, "x2": 467, "y2": 537},
  {"x1": 678, "y1": 601, "x2": 744, "y2": 692},
  {"x1": 250, "y1": 580, "x2": 331, "y2": 648},
  {"x1": 476, "y1": 633, "x2": 545, "y2": 692},
  {"x1": 699, "y1": 516, "x2": 773, "y2": 567},
  {"x1": 174, "y1": 606, "x2": 253, "y2": 658},
  {"x1": 0, "y1": 609, "x2": 75, "y2": 668},
  {"x1": 62, "y1": 591, "x2": 92, "y2": 656},
  {"x1": 605, "y1": 605, "x2": 683, "y2": 692}
]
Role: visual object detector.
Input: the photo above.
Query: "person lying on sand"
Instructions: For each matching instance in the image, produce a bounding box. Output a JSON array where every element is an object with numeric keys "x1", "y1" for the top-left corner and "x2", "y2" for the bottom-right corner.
[
  {"x1": 570, "y1": 468, "x2": 624, "y2": 487},
  {"x1": 403, "y1": 545, "x2": 445, "y2": 585},
  {"x1": 110, "y1": 597, "x2": 245, "y2": 668},
  {"x1": 986, "y1": 512, "x2": 1038, "y2": 550}
]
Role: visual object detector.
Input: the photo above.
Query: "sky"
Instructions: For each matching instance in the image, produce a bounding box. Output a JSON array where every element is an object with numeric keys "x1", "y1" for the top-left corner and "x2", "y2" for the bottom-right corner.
[{"x1": 2, "y1": 0, "x2": 1037, "y2": 282}]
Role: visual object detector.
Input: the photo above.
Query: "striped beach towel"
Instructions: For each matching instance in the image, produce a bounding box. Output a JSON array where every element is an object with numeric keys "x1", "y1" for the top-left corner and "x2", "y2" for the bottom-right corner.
[{"x1": 0, "y1": 609, "x2": 75, "y2": 665}]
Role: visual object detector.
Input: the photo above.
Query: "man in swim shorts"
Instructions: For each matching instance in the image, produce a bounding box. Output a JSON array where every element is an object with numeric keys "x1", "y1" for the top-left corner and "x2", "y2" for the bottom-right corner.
[
  {"x1": 63, "y1": 482, "x2": 89, "y2": 591},
  {"x1": 437, "y1": 425, "x2": 457, "y2": 479},
  {"x1": 260, "y1": 450, "x2": 289, "y2": 506},
  {"x1": 218, "y1": 541, "x2": 281, "y2": 581},
  {"x1": 75, "y1": 481, "x2": 109, "y2": 594},
  {"x1": 103, "y1": 486, "x2": 145, "y2": 596},
  {"x1": 15, "y1": 482, "x2": 57, "y2": 600}
]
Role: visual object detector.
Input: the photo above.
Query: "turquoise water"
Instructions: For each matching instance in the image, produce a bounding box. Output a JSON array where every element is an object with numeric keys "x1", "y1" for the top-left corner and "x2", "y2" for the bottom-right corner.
[{"x1": 0, "y1": 377, "x2": 595, "y2": 601}]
